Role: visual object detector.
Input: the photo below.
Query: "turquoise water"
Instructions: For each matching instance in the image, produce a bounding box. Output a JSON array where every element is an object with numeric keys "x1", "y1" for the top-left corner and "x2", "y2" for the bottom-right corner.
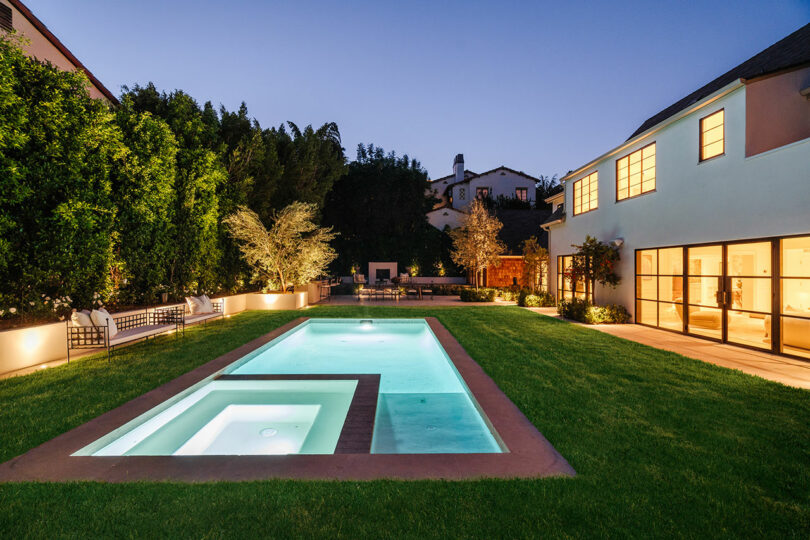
[
  {"x1": 228, "y1": 319, "x2": 503, "y2": 454},
  {"x1": 76, "y1": 319, "x2": 503, "y2": 455}
]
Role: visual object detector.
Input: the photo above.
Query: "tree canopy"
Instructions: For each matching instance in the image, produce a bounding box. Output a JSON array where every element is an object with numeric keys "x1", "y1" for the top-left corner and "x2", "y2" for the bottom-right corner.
[
  {"x1": 450, "y1": 200, "x2": 506, "y2": 288},
  {"x1": 322, "y1": 144, "x2": 454, "y2": 275}
]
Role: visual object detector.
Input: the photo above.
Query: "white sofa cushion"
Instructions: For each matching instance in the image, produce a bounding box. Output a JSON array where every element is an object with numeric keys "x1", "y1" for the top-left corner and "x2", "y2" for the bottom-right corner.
[
  {"x1": 90, "y1": 308, "x2": 118, "y2": 337},
  {"x1": 71, "y1": 309, "x2": 93, "y2": 327},
  {"x1": 186, "y1": 296, "x2": 203, "y2": 314},
  {"x1": 199, "y1": 294, "x2": 214, "y2": 313}
]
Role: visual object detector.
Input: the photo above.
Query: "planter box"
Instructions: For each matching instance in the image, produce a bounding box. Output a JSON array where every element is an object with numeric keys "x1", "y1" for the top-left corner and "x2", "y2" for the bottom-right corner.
[{"x1": 245, "y1": 292, "x2": 308, "y2": 311}]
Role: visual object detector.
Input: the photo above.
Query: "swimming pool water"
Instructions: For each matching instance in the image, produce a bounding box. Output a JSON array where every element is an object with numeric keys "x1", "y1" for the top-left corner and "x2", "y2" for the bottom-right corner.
[{"x1": 77, "y1": 319, "x2": 503, "y2": 456}]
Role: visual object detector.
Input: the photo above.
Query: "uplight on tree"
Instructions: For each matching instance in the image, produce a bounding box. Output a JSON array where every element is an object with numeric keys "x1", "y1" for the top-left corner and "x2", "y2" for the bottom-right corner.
[
  {"x1": 450, "y1": 200, "x2": 505, "y2": 289},
  {"x1": 223, "y1": 203, "x2": 337, "y2": 292}
]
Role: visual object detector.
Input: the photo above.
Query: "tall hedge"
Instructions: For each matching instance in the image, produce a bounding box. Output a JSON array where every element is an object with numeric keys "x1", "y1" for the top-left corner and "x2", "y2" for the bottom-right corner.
[{"x1": 0, "y1": 35, "x2": 124, "y2": 312}]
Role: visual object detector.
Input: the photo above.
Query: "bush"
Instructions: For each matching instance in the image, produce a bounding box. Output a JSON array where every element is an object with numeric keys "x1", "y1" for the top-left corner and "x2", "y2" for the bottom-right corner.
[
  {"x1": 459, "y1": 288, "x2": 497, "y2": 302},
  {"x1": 558, "y1": 298, "x2": 631, "y2": 324},
  {"x1": 433, "y1": 284, "x2": 467, "y2": 296},
  {"x1": 517, "y1": 290, "x2": 556, "y2": 307},
  {"x1": 498, "y1": 289, "x2": 518, "y2": 302}
]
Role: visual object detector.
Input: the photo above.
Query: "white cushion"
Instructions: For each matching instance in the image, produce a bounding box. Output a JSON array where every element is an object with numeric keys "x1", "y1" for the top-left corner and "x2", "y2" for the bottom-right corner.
[
  {"x1": 71, "y1": 309, "x2": 93, "y2": 327},
  {"x1": 199, "y1": 294, "x2": 214, "y2": 313},
  {"x1": 186, "y1": 296, "x2": 203, "y2": 315},
  {"x1": 90, "y1": 308, "x2": 118, "y2": 337}
]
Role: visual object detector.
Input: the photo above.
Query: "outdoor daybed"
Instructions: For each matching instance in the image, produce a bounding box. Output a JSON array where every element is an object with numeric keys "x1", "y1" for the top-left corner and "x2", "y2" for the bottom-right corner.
[
  {"x1": 67, "y1": 307, "x2": 182, "y2": 362},
  {"x1": 158, "y1": 295, "x2": 224, "y2": 333}
]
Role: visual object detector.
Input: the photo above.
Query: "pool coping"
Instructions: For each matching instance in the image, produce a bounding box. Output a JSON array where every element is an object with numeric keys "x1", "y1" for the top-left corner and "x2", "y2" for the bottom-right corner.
[{"x1": 0, "y1": 317, "x2": 576, "y2": 481}]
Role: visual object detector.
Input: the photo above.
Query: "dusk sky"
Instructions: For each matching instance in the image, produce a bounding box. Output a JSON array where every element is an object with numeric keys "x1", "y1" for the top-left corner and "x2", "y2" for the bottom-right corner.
[{"x1": 25, "y1": 0, "x2": 810, "y2": 179}]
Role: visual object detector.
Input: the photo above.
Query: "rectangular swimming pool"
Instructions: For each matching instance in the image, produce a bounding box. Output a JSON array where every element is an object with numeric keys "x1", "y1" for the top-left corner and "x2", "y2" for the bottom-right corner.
[{"x1": 75, "y1": 319, "x2": 504, "y2": 456}]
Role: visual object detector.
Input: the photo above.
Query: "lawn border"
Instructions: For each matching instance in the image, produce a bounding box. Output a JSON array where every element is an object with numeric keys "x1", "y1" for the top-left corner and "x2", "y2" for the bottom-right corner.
[{"x1": 0, "y1": 316, "x2": 575, "y2": 481}]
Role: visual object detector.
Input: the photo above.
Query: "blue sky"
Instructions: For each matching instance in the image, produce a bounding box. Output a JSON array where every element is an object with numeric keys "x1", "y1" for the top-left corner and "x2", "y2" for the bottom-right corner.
[{"x1": 24, "y1": 0, "x2": 810, "y2": 179}]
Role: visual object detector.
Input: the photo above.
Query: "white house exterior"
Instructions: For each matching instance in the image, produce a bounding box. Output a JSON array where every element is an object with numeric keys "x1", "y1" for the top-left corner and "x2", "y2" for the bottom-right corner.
[
  {"x1": 544, "y1": 23, "x2": 810, "y2": 360},
  {"x1": 426, "y1": 154, "x2": 539, "y2": 230}
]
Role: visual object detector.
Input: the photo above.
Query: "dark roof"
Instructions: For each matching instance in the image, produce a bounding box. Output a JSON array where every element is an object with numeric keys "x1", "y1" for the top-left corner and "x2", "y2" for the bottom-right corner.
[
  {"x1": 541, "y1": 205, "x2": 565, "y2": 227},
  {"x1": 7, "y1": 0, "x2": 118, "y2": 104},
  {"x1": 629, "y1": 22, "x2": 810, "y2": 139},
  {"x1": 494, "y1": 209, "x2": 550, "y2": 255},
  {"x1": 429, "y1": 170, "x2": 476, "y2": 183}
]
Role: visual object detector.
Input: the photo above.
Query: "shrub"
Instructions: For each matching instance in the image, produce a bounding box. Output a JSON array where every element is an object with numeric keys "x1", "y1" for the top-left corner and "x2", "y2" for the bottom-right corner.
[
  {"x1": 498, "y1": 289, "x2": 518, "y2": 302},
  {"x1": 518, "y1": 290, "x2": 556, "y2": 307},
  {"x1": 459, "y1": 288, "x2": 497, "y2": 302},
  {"x1": 433, "y1": 284, "x2": 467, "y2": 296},
  {"x1": 558, "y1": 298, "x2": 630, "y2": 324}
]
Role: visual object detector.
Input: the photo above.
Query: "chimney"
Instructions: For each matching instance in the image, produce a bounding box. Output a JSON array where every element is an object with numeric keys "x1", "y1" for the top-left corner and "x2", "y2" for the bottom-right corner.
[{"x1": 453, "y1": 154, "x2": 464, "y2": 184}]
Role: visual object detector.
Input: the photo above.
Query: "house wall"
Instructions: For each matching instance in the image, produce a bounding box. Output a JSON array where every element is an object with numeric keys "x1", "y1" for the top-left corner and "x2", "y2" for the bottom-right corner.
[
  {"x1": 427, "y1": 207, "x2": 465, "y2": 230},
  {"x1": 0, "y1": 0, "x2": 108, "y2": 101},
  {"x1": 745, "y1": 66, "x2": 810, "y2": 157},
  {"x1": 548, "y1": 83, "x2": 810, "y2": 317},
  {"x1": 485, "y1": 256, "x2": 524, "y2": 288},
  {"x1": 449, "y1": 169, "x2": 536, "y2": 210}
]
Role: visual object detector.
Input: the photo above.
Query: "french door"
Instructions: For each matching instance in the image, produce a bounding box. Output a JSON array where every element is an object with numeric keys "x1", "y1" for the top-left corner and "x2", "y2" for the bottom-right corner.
[{"x1": 686, "y1": 241, "x2": 773, "y2": 349}]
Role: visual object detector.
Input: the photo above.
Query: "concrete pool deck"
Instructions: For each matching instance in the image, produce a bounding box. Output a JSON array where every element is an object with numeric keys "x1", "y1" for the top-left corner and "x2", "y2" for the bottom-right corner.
[
  {"x1": 528, "y1": 307, "x2": 810, "y2": 390},
  {"x1": 0, "y1": 317, "x2": 575, "y2": 482}
]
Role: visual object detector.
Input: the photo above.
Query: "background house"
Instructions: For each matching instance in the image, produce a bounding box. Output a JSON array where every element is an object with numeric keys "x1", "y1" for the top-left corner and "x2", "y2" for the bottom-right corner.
[
  {"x1": 544, "y1": 23, "x2": 810, "y2": 359},
  {"x1": 0, "y1": 0, "x2": 116, "y2": 103},
  {"x1": 427, "y1": 154, "x2": 540, "y2": 230}
]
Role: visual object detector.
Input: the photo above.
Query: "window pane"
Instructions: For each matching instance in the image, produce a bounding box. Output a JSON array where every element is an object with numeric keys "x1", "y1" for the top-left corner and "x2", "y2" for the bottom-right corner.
[
  {"x1": 781, "y1": 236, "x2": 810, "y2": 277},
  {"x1": 658, "y1": 276, "x2": 683, "y2": 302},
  {"x1": 688, "y1": 277, "x2": 721, "y2": 307},
  {"x1": 782, "y1": 316, "x2": 810, "y2": 358},
  {"x1": 688, "y1": 306, "x2": 722, "y2": 339},
  {"x1": 658, "y1": 248, "x2": 683, "y2": 275},
  {"x1": 659, "y1": 302, "x2": 683, "y2": 330},
  {"x1": 637, "y1": 300, "x2": 657, "y2": 326},
  {"x1": 688, "y1": 246, "x2": 722, "y2": 275},
  {"x1": 636, "y1": 250, "x2": 657, "y2": 275},
  {"x1": 727, "y1": 310, "x2": 769, "y2": 349},
  {"x1": 727, "y1": 242, "x2": 771, "y2": 276},
  {"x1": 730, "y1": 278, "x2": 771, "y2": 313},
  {"x1": 637, "y1": 276, "x2": 657, "y2": 300},
  {"x1": 782, "y1": 279, "x2": 810, "y2": 315}
]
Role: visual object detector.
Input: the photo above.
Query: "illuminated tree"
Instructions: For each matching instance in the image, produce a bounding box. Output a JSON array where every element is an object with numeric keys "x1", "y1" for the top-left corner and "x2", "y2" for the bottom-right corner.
[
  {"x1": 450, "y1": 200, "x2": 505, "y2": 289},
  {"x1": 224, "y1": 203, "x2": 337, "y2": 292},
  {"x1": 567, "y1": 235, "x2": 621, "y2": 303},
  {"x1": 521, "y1": 236, "x2": 549, "y2": 292}
]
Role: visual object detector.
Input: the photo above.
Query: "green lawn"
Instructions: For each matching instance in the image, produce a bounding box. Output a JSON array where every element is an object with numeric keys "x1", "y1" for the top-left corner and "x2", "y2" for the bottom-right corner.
[{"x1": 1, "y1": 306, "x2": 808, "y2": 538}]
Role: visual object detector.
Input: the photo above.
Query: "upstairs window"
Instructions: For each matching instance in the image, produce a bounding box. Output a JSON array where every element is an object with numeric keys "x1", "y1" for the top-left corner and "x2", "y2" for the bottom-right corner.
[
  {"x1": 616, "y1": 142, "x2": 655, "y2": 201},
  {"x1": 700, "y1": 109, "x2": 724, "y2": 161},
  {"x1": 515, "y1": 187, "x2": 528, "y2": 201},
  {"x1": 0, "y1": 4, "x2": 11, "y2": 32},
  {"x1": 476, "y1": 187, "x2": 490, "y2": 199},
  {"x1": 573, "y1": 172, "x2": 598, "y2": 215}
]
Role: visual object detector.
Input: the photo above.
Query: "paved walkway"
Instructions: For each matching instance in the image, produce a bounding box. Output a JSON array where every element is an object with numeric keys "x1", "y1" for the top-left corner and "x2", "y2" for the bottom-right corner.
[{"x1": 528, "y1": 307, "x2": 810, "y2": 389}]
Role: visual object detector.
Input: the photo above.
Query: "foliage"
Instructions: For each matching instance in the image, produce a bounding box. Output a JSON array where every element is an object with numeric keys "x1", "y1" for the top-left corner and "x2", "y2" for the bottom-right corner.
[
  {"x1": 459, "y1": 287, "x2": 497, "y2": 302},
  {"x1": 534, "y1": 174, "x2": 560, "y2": 210},
  {"x1": 450, "y1": 200, "x2": 506, "y2": 289},
  {"x1": 323, "y1": 144, "x2": 454, "y2": 275},
  {"x1": 521, "y1": 236, "x2": 549, "y2": 292},
  {"x1": 518, "y1": 289, "x2": 556, "y2": 307},
  {"x1": 567, "y1": 235, "x2": 621, "y2": 303},
  {"x1": 0, "y1": 34, "x2": 124, "y2": 314},
  {"x1": 224, "y1": 203, "x2": 337, "y2": 291},
  {"x1": 483, "y1": 195, "x2": 532, "y2": 210},
  {"x1": 111, "y1": 96, "x2": 178, "y2": 303},
  {"x1": 558, "y1": 298, "x2": 630, "y2": 324}
]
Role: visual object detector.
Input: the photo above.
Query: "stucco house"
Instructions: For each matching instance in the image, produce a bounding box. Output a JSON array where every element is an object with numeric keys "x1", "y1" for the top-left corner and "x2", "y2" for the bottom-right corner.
[
  {"x1": 543, "y1": 23, "x2": 810, "y2": 360},
  {"x1": 427, "y1": 154, "x2": 540, "y2": 230},
  {"x1": 0, "y1": 0, "x2": 117, "y2": 103}
]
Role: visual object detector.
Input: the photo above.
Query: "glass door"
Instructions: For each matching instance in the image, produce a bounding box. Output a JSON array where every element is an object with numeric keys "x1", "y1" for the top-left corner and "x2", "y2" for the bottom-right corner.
[
  {"x1": 687, "y1": 245, "x2": 723, "y2": 340},
  {"x1": 725, "y1": 241, "x2": 772, "y2": 350}
]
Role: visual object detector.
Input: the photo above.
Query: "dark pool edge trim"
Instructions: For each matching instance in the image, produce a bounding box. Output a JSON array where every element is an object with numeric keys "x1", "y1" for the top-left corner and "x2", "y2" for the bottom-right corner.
[
  {"x1": 215, "y1": 374, "x2": 380, "y2": 454},
  {"x1": 0, "y1": 316, "x2": 575, "y2": 481}
]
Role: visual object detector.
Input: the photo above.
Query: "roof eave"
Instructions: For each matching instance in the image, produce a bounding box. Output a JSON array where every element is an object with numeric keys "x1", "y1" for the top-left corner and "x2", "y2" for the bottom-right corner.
[{"x1": 561, "y1": 79, "x2": 743, "y2": 182}]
